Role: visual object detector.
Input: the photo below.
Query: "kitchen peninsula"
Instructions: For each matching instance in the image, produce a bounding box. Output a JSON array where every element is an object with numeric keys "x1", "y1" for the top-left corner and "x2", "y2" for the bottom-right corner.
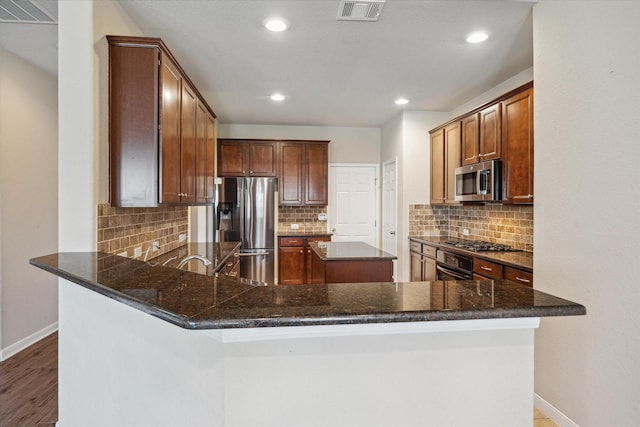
[{"x1": 31, "y1": 252, "x2": 584, "y2": 427}]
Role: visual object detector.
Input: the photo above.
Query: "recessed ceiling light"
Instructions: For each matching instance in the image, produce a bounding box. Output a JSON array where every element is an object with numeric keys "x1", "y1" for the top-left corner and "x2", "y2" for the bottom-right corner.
[
  {"x1": 271, "y1": 93, "x2": 285, "y2": 101},
  {"x1": 466, "y1": 31, "x2": 489, "y2": 44},
  {"x1": 264, "y1": 18, "x2": 289, "y2": 32},
  {"x1": 395, "y1": 98, "x2": 409, "y2": 105}
]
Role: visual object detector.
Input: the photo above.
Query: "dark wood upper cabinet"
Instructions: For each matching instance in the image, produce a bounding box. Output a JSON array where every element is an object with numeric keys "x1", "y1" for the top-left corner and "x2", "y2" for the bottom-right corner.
[
  {"x1": 304, "y1": 143, "x2": 329, "y2": 205},
  {"x1": 218, "y1": 139, "x2": 329, "y2": 206},
  {"x1": 502, "y1": 87, "x2": 534, "y2": 204},
  {"x1": 217, "y1": 140, "x2": 277, "y2": 177},
  {"x1": 108, "y1": 35, "x2": 216, "y2": 207},
  {"x1": 195, "y1": 102, "x2": 215, "y2": 204},
  {"x1": 479, "y1": 103, "x2": 501, "y2": 161},
  {"x1": 429, "y1": 81, "x2": 534, "y2": 205},
  {"x1": 461, "y1": 113, "x2": 480, "y2": 165},
  {"x1": 430, "y1": 122, "x2": 461, "y2": 205}
]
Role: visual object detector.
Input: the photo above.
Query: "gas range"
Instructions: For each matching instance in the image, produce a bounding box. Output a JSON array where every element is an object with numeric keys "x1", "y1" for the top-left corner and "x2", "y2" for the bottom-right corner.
[{"x1": 442, "y1": 239, "x2": 515, "y2": 252}]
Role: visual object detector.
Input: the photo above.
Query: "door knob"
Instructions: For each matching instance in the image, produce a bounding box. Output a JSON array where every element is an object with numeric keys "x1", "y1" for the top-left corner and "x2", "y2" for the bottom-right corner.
[{"x1": 390, "y1": 231, "x2": 396, "y2": 235}]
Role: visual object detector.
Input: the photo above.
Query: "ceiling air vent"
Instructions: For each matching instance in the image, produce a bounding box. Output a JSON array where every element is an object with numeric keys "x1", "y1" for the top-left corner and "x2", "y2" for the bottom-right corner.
[
  {"x1": 337, "y1": 0, "x2": 386, "y2": 22},
  {"x1": 0, "y1": 0, "x2": 57, "y2": 24}
]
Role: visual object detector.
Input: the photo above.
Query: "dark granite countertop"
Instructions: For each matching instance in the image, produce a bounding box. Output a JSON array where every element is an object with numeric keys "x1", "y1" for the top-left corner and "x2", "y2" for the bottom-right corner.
[
  {"x1": 309, "y1": 241, "x2": 397, "y2": 261},
  {"x1": 409, "y1": 236, "x2": 533, "y2": 272},
  {"x1": 150, "y1": 242, "x2": 241, "y2": 275},
  {"x1": 277, "y1": 232, "x2": 333, "y2": 238},
  {"x1": 30, "y1": 252, "x2": 584, "y2": 330}
]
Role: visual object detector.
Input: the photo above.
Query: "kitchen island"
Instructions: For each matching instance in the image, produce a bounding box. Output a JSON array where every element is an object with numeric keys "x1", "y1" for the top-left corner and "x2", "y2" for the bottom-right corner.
[
  {"x1": 31, "y1": 252, "x2": 585, "y2": 427},
  {"x1": 309, "y1": 240, "x2": 396, "y2": 283}
]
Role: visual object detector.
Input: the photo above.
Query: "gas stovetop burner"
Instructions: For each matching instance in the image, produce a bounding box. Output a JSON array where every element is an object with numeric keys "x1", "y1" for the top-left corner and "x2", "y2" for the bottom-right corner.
[{"x1": 443, "y1": 239, "x2": 514, "y2": 252}]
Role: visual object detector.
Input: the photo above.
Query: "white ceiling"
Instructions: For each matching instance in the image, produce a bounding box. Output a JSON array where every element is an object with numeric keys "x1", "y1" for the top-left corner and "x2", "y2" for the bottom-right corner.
[{"x1": 0, "y1": 0, "x2": 535, "y2": 128}]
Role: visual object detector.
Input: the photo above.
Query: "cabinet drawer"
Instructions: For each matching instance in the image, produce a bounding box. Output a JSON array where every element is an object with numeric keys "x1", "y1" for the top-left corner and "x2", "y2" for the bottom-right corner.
[
  {"x1": 307, "y1": 236, "x2": 331, "y2": 245},
  {"x1": 279, "y1": 237, "x2": 304, "y2": 247},
  {"x1": 473, "y1": 258, "x2": 503, "y2": 280},
  {"x1": 410, "y1": 241, "x2": 422, "y2": 253},
  {"x1": 504, "y1": 266, "x2": 534, "y2": 287},
  {"x1": 422, "y1": 244, "x2": 436, "y2": 258}
]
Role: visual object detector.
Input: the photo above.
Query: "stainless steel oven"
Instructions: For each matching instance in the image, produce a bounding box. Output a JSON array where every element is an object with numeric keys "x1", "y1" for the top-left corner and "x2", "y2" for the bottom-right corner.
[{"x1": 436, "y1": 249, "x2": 473, "y2": 280}]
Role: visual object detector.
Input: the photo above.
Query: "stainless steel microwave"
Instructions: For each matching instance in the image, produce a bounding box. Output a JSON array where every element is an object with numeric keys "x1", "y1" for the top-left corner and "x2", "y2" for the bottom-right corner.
[{"x1": 454, "y1": 160, "x2": 502, "y2": 202}]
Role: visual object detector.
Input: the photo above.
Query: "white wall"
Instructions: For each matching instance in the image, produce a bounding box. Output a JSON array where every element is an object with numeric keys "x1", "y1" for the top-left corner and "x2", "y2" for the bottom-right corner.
[
  {"x1": 533, "y1": 2, "x2": 640, "y2": 426},
  {"x1": 0, "y1": 49, "x2": 58, "y2": 357},
  {"x1": 449, "y1": 67, "x2": 533, "y2": 119},
  {"x1": 218, "y1": 123, "x2": 380, "y2": 164},
  {"x1": 380, "y1": 111, "x2": 449, "y2": 281}
]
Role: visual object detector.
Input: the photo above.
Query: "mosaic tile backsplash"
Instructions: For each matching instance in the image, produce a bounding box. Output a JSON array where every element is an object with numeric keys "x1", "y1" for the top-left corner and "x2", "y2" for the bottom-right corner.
[
  {"x1": 409, "y1": 204, "x2": 533, "y2": 252},
  {"x1": 97, "y1": 203, "x2": 189, "y2": 259},
  {"x1": 278, "y1": 206, "x2": 329, "y2": 234}
]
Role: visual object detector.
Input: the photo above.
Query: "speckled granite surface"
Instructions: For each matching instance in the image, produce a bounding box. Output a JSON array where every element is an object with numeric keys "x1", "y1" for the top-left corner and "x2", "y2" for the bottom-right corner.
[
  {"x1": 309, "y1": 241, "x2": 397, "y2": 261},
  {"x1": 409, "y1": 236, "x2": 534, "y2": 271},
  {"x1": 30, "y1": 252, "x2": 584, "y2": 330}
]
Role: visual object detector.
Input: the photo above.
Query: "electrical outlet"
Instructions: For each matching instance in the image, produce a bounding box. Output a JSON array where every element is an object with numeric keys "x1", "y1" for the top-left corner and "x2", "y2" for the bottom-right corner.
[
  {"x1": 317, "y1": 213, "x2": 327, "y2": 221},
  {"x1": 153, "y1": 241, "x2": 160, "y2": 251},
  {"x1": 291, "y1": 223, "x2": 299, "y2": 230},
  {"x1": 134, "y1": 247, "x2": 142, "y2": 258},
  {"x1": 179, "y1": 233, "x2": 187, "y2": 242},
  {"x1": 463, "y1": 228, "x2": 470, "y2": 236},
  {"x1": 118, "y1": 251, "x2": 128, "y2": 258}
]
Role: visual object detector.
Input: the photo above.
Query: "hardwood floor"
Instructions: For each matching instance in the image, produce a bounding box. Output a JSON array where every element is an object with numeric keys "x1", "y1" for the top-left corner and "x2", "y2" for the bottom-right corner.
[{"x1": 0, "y1": 333, "x2": 58, "y2": 427}]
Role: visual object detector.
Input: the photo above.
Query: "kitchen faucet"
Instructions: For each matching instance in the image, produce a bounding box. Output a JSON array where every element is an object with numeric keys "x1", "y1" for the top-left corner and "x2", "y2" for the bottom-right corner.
[
  {"x1": 143, "y1": 242, "x2": 160, "y2": 262},
  {"x1": 177, "y1": 255, "x2": 212, "y2": 269}
]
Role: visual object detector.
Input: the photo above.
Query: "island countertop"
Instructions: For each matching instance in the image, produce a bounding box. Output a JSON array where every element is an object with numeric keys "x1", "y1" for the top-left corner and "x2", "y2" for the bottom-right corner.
[
  {"x1": 30, "y1": 251, "x2": 585, "y2": 330},
  {"x1": 309, "y1": 241, "x2": 397, "y2": 261}
]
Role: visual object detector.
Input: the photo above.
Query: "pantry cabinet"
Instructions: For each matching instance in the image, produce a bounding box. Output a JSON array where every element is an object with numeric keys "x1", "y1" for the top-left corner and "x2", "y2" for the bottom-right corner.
[
  {"x1": 108, "y1": 36, "x2": 216, "y2": 207},
  {"x1": 430, "y1": 121, "x2": 461, "y2": 205}
]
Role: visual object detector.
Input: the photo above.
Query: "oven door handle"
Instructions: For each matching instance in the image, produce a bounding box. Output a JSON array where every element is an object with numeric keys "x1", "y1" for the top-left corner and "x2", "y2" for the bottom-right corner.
[{"x1": 436, "y1": 265, "x2": 472, "y2": 280}]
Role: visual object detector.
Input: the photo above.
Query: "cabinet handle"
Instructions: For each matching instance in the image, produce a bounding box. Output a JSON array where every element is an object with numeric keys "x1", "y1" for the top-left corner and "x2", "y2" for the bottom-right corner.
[
  {"x1": 481, "y1": 266, "x2": 492, "y2": 271},
  {"x1": 515, "y1": 276, "x2": 531, "y2": 284},
  {"x1": 242, "y1": 170, "x2": 246, "y2": 174},
  {"x1": 287, "y1": 240, "x2": 298, "y2": 244},
  {"x1": 299, "y1": 250, "x2": 303, "y2": 253},
  {"x1": 307, "y1": 249, "x2": 311, "y2": 253},
  {"x1": 250, "y1": 170, "x2": 254, "y2": 174}
]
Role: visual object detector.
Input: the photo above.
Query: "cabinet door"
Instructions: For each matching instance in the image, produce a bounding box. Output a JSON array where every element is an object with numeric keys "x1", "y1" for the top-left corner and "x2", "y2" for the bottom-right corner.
[
  {"x1": 502, "y1": 88, "x2": 534, "y2": 204},
  {"x1": 305, "y1": 237, "x2": 331, "y2": 284},
  {"x1": 423, "y1": 256, "x2": 437, "y2": 282},
  {"x1": 279, "y1": 143, "x2": 303, "y2": 205},
  {"x1": 304, "y1": 143, "x2": 328, "y2": 205},
  {"x1": 479, "y1": 103, "x2": 501, "y2": 160},
  {"x1": 205, "y1": 113, "x2": 216, "y2": 202},
  {"x1": 193, "y1": 105, "x2": 216, "y2": 204},
  {"x1": 179, "y1": 82, "x2": 197, "y2": 204},
  {"x1": 410, "y1": 251, "x2": 423, "y2": 281},
  {"x1": 430, "y1": 129, "x2": 445, "y2": 205},
  {"x1": 108, "y1": 44, "x2": 159, "y2": 207},
  {"x1": 217, "y1": 141, "x2": 247, "y2": 176},
  {"x1": 461, "y1": 113, "x2": 480, "y2": 165},
  {"x1": 248, "y1": 142, "x2": 277, "y2": 176},
  {"x1": 278, "y1": 246, "x2": 305, "y2": 284},
  {"x1": 160, "y1": 55, "x2": 182, "y2": 204},
  {"x1": 444, "y1": 122, "x2": 461, "y2": 204}
]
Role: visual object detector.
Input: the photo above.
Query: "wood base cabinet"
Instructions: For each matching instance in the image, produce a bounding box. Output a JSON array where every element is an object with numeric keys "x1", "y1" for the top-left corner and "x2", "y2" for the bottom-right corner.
[
  {"x1": 409, "y1": 240, "x2": 437, "y2": 282},
  {"x1": 108, "y1": 36, "x2": 216, "y2": 207},
  {"x1": 278, "y1": 235, "x2": 331, "y2": 284}
]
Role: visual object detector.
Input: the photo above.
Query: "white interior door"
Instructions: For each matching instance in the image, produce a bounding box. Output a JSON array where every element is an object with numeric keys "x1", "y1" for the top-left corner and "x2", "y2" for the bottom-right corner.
[
  {"x1": 329, "y1": 164, "x2": 378, "y2": 246},
  {"x1": 382, "y1": 160, "x2": 397, "y2": 256}
]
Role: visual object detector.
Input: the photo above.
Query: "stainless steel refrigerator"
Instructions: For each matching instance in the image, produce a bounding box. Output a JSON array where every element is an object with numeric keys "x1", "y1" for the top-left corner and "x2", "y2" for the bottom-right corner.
[{"x1": 214, "y1": 177, "x2": 277, "y2": 284}]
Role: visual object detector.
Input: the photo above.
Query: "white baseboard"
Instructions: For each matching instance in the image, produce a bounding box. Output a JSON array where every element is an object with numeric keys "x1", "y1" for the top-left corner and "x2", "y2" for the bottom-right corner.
[
  {"x1": 0, "y1": 321, "x2": 58, "y2": 361},
  {"x1": 535, "y1": 393, "x2": 580, "y2": 427}
]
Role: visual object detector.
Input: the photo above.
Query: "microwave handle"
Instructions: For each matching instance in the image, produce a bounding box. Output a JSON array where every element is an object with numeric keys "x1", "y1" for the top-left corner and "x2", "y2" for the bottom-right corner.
[
  {"x1": 478, "y1": 170, "x2": 490, "y2": 195},
  {"x1": 477, "y1": 170, "x2": 483, "y2": 195}
]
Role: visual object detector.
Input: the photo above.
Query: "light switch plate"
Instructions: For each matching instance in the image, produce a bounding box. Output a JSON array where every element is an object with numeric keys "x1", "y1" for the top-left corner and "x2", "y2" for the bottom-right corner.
[{"x1": 291, "y1": 223, "x2": 299, "y2": 230}]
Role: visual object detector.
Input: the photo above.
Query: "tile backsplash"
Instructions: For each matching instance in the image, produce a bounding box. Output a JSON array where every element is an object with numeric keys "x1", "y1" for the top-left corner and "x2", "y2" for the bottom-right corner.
[
  {"x1": 409, "y1": 204, "x2": 533, "y2": 251},
  {"x1": 97, "y1": 203, "x2": 188, "y2": 259},
  {"x1": 278, "y1": 206, "x2": 329, "y2": 234}
]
